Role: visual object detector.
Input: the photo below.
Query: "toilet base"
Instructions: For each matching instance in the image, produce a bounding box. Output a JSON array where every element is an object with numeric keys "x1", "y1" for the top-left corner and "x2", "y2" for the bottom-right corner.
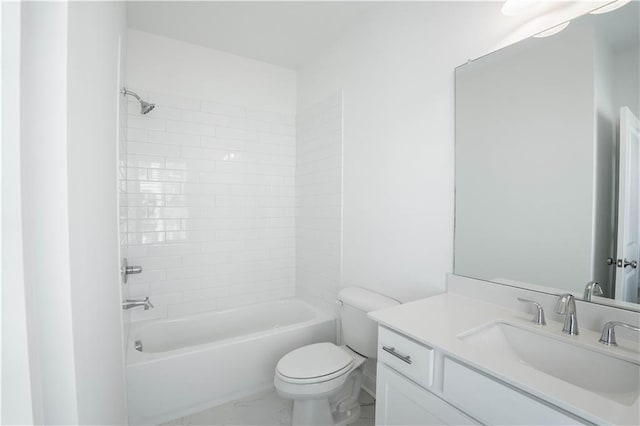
[
  {"x1": 331, "y1": 368, "x2": 363, "y2": 426},
  {"x1": 291, "y1": 395, "x2": 361, "y2": 426},
  {"x1": 288, "y1": 368, "x2": 363, "y2": 426},
  {"x1": 333, "y1": 402, "x2": 361, "y2": 426},
  {"x1": 292, "y1": 398, "x2": 334, "y2": 426}
]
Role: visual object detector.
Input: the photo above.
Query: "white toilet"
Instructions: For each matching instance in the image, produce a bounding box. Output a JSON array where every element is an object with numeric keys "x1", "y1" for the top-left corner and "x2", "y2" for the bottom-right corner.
[{"x1": 274, "y1": 287, "x2": 399, "y2": 426}]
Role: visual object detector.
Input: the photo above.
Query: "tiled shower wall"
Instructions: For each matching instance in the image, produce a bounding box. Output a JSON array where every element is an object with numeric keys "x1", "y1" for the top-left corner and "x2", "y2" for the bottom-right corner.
[
  {"x1": 295, "y1": 93, "x2": 343, "y2": 312},
  {"x1": 121, "y1": 91, "x2": 296, "y2": 321},
  {"x1": 118, "y1": 83, "x2": 130, "y2": 335}
]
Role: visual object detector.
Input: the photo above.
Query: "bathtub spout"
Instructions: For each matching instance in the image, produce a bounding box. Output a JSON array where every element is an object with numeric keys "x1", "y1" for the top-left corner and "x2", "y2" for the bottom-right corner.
[{"x1": 123, "y1": 297, "x2": 154, "y2": 310}]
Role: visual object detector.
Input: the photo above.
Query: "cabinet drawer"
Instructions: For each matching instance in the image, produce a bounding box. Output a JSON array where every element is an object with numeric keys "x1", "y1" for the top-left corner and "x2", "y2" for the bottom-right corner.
[
  {"x1": 442, "y1": 358, "x2": 584, "y2": 425},
  {"x1": 378, "y1": 327, "x2": 434, "y2": 388}
]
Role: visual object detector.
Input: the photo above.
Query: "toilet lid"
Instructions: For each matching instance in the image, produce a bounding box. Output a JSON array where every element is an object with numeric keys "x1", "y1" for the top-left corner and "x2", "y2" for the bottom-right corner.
[{"x1": 277, "y1": 343, "x2": 353, "y2": 381}]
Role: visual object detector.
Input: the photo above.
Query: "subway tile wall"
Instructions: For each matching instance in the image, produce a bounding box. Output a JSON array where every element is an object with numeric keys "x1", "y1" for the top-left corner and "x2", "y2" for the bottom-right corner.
[
  {"x1": 295, "y1": 92, "x2": 343, "y2": 312},
  {"x1": 118, "y1": 85, "x2": 130, "y2": 338},
  {"x1": 122, "y1": 90, "x2": 296, "y2": 321}
]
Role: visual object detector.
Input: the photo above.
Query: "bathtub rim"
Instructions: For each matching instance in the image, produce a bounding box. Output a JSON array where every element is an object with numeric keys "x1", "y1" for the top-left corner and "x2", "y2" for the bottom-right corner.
[{"x1": 126, "y1": 297, "x2": 335, "y2": 366}]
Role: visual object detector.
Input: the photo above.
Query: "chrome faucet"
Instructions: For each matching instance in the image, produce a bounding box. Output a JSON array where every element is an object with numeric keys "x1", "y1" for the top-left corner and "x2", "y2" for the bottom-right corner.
[
  {"x1": 517, "y1": 298, "x2": 546, "y2": 326},
  {"x1": 599, "y1": 321, "x2": 640, "y2": 346},
  {"x1": 555, "y1": 293, "x2": 578, "y2": 335},
  {"x1": 122, "y1": 297, "x2": 154, "y2": 310},
  {"x1": 583, "y1": 281, "x2": 604, "y2": 301}
]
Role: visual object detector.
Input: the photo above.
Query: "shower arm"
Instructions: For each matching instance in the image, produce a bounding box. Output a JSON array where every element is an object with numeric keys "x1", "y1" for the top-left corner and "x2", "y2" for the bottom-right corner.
[
  {"x1": 120, "y1": 87, "x2": 155, "y2": 115},
  {"x1": 120, "y1": 87, "x2": 142, "y2": 102}
]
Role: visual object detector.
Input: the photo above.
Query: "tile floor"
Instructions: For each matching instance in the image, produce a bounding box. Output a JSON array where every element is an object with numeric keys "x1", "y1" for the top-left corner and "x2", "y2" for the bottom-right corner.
[{"x1": 162, "y1": 388, "x2": 376, "y2": 426}]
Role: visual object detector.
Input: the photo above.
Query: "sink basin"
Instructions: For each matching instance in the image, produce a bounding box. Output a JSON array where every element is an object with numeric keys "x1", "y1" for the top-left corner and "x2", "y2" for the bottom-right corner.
[{"x1": 458, "y1": 322, "x2": 640, "y2": 405}]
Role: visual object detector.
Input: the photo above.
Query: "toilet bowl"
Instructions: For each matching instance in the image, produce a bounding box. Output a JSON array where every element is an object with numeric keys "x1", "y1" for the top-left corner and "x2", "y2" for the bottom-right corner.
[
  {"x1": 274, "y1": 342, "x2": 365, "y2": 426},
  {"x1": 273, "y1": 287, "x2": 399, "y2": 426}
]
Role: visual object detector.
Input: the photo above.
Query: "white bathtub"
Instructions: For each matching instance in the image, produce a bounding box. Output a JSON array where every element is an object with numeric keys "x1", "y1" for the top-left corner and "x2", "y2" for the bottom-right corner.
[{"x1": 126, "y1": 298, "x2": 335, "y2": 425}]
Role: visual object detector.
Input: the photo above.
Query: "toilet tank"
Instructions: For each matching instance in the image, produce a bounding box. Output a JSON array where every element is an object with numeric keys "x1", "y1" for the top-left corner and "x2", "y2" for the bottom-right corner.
[{"x1": 338, "y1": 287, "x2": 399, "y2": 358}]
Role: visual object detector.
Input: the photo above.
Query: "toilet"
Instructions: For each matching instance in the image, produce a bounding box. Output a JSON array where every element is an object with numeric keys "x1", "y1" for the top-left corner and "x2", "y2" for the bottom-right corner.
[{"x1": 274, "y1": 287, "x2": 399, "y2": 426}]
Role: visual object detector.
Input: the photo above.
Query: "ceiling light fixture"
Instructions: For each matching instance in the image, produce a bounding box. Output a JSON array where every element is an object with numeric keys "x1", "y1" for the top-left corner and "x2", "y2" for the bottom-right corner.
[
  {"x1": 589, "y1": 0, "x2": 631, "y2": 14},
  {"x1": 533, "y1": 21, "x2": 571, "y2": 38}
]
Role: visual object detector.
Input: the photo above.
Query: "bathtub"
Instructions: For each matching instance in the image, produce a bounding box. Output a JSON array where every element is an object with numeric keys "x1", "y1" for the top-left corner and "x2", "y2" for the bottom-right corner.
[{"x1": 126, "y1": 298, "x2": 335, "y2": 425}]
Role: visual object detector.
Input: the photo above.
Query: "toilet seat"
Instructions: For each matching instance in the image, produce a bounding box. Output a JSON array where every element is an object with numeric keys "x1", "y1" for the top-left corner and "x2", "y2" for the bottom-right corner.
[{"x1": 276, "y1": 343, "x2": 354, "y2": 384}]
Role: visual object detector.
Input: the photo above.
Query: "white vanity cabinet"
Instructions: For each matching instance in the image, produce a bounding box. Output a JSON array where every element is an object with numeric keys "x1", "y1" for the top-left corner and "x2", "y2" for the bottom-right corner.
[
  {"x1": 375, "y1": 326, "x2": 589, "y2": 426},
  {"x1": 376, "y1": 363, "x2": 476, "y2": 425},
  {"x1": 375, "y1": 326, "x2": 476, "y2": 426}
]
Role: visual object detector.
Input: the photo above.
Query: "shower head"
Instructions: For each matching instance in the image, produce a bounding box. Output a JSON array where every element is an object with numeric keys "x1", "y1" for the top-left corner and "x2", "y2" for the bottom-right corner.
[
  {"x1": 120, "y1": 87, "x2": 156, "y2": 115},
  {"x1": 139, "y1": 100, "x2": 155, "y2": 115}
]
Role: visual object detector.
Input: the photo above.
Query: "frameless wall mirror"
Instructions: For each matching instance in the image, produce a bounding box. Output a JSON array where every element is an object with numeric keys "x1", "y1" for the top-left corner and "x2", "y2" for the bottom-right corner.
[{"x1": 455, "y1": 1, "x2": 640, "y2": 310}]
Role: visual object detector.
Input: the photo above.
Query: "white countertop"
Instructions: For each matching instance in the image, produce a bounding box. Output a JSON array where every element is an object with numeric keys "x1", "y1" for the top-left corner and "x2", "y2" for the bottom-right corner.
[{"x1": 369, "y1": 293, "x2": 640, "y2": 425}]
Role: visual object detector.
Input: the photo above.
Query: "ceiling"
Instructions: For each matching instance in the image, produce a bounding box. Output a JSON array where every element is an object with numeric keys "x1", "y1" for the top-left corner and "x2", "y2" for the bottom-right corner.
[{"x1": 127, "y1": 1, "x2": 377, "y2": 70}]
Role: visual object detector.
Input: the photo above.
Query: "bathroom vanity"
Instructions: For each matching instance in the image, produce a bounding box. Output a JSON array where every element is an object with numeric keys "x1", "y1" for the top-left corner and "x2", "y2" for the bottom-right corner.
[
  {"x1": 369, "y1": 275, "x2": 640, "y2": 426},
  {"x1": 413, "y1": 3, "x2": 640, "y2": 422},
  {"x1": 368, "y1": 3, "x2": 640, "y2": 424}
]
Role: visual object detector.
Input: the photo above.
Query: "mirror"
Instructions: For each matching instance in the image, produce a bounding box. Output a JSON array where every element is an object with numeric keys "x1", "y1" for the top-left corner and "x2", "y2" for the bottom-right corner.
[{"x1": 455, "y1": 1, "x2": 640, "y2": 309}]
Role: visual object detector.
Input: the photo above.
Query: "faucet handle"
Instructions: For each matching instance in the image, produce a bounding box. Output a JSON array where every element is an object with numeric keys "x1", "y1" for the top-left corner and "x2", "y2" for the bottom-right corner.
[
  {"x1": 599, "y1": 321, "x2": 640, "y2": 346},
  {"x1": 517, "y1": 298, "x2": 546, "y2": 326}
]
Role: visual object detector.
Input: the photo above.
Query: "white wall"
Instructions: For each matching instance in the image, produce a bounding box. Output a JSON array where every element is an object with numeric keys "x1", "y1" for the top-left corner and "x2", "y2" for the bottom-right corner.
[
  {"x1": 297, "y1": 2, "x2": 508, "y2": 302},
  {"x1": 296, "y1": 92, "x2": 343, "y2": 312},
  {"x1": 127, "y1": 30, "x2": 296, "y2": 114},
  {"x1": 1, "y1": 1, "x2": 34, "y2": 424},
  {"x1": 296, "y1": 1, "x2": 609, "y2": 304},
  {"x1": 124, "y1": 31, "x2": 297, "y2": 321},
  {"x1": 66, "y1": 2, "x2": 128, "y2": 423},
  {"x1": 7, "y1": 1, "x2": 128, "y2": 424},
  {"x1": 19, "y1": 2, "x2": 77, "y2": 422}
]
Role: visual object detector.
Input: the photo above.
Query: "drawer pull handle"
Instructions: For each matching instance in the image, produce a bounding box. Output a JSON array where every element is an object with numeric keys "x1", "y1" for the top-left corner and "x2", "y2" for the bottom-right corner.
[{"x1": 382, "y1": 346, "x2": 412, "y2": 364}]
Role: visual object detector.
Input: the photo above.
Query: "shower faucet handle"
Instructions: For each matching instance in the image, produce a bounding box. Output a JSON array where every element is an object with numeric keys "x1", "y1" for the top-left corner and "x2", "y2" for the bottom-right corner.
[
  {"x1": 126, "y1": 265, "x2": 143, "y2": 274},
  {"x1": 121, "y1": 257, "x2": 143, "y2": 284}
]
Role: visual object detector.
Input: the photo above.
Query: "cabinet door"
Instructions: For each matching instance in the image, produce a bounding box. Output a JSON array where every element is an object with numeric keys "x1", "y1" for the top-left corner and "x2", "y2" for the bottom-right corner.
[
  {"x1": 376, "y1": 363, "x2": 477, "y2": 426},
  {"x1": 442, "y1": 358, "x2": 585, "y2": 425}
]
